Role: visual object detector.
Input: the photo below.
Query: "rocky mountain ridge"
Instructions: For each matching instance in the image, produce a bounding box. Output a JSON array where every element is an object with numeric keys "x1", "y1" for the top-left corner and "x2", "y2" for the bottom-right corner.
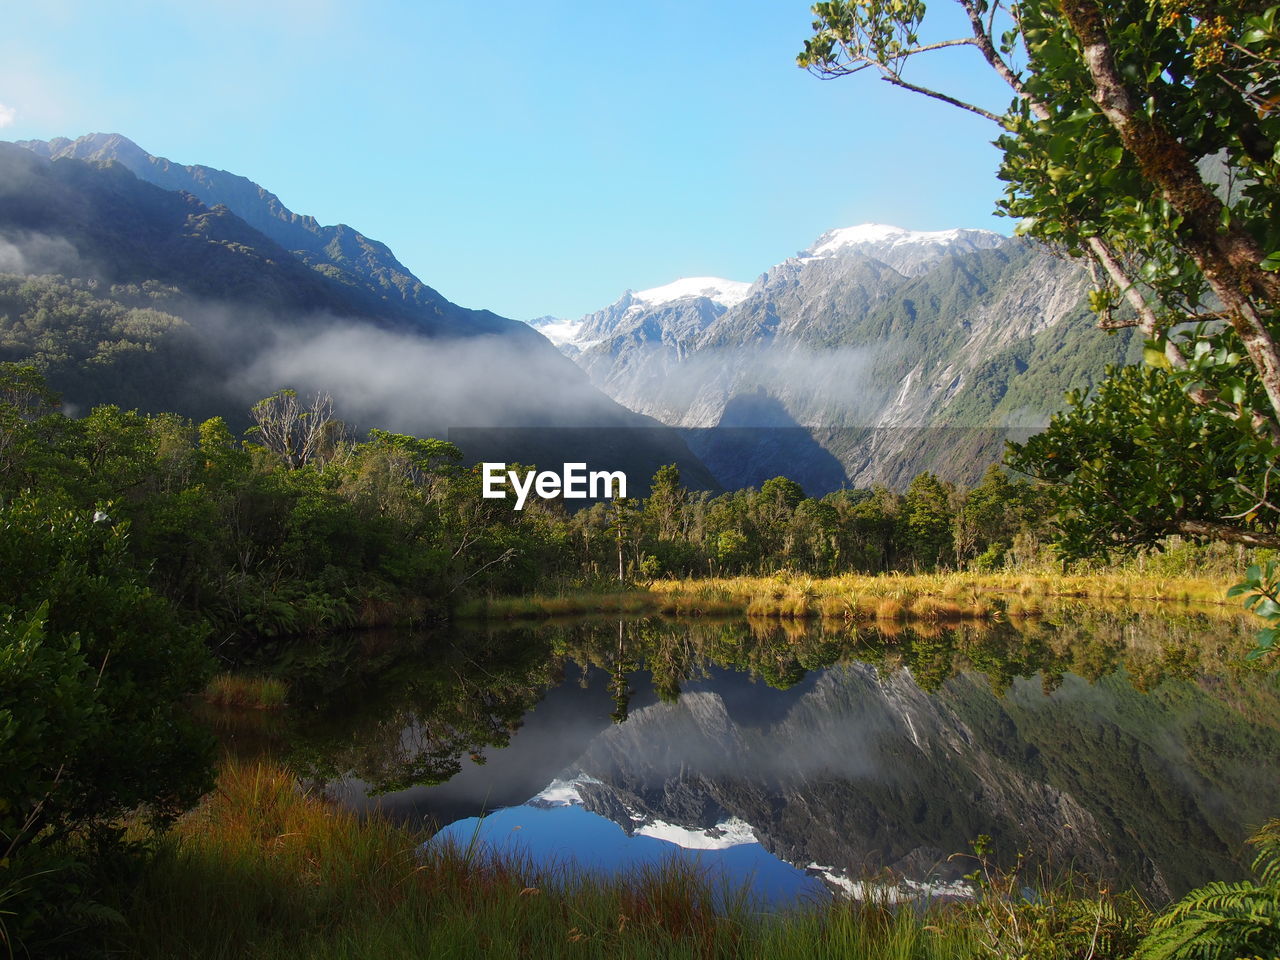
[
  {"x1": 15, "y1": 132, "x2": 492, "y2": 331},
  {"x1": 531, "y1": 225, "x2": 1138, "y2": 493}
]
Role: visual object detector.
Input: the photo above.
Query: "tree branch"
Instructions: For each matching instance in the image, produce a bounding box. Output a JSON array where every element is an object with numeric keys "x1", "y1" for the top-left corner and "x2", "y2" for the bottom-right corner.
[
  {"x1": 879, "y1": 73, "x2": 1005, "y2": 123},
  {"x1": 1057, "y1": 0, "x2": 1280, "y2": 425},
  {"x1": 959, "y1": 0, "x2": 1046, "y2": 117},
  {"x1": 1177, "y1": 520, "x2": 1280, "y2": 548}
]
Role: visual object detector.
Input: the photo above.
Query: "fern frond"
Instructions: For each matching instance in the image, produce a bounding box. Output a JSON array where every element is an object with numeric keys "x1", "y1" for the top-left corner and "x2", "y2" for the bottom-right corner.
[{"x1": 1135, "y1": 819, "x2": 1280, "y2": 960}]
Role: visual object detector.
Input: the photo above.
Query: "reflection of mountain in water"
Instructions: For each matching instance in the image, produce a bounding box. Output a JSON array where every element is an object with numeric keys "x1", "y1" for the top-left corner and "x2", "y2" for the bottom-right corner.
[
  {"x1": 302, "y1": 616, "x2": 1279, "y2": 904},
  {"x1": 551, "y1": 663, "x2": 1279, "y2": 901}
]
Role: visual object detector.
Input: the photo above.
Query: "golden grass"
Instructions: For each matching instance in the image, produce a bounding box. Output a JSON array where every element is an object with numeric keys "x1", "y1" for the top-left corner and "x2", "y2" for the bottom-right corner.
[
  {"x1": 457, "y1": 570, "x2": 1243, "y2": 627},
  {"x1": 876, "y1": 598, "x2": 907, "y2": 621}
]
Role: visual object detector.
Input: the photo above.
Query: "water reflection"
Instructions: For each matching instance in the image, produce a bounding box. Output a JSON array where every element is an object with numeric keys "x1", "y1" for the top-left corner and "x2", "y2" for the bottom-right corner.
[
  {"x1": 231, "y1": 608, "x2": 1279, "y2": 903},
  {"x1": 432, "y1": 801, "x2": 831, "y2": 907}
]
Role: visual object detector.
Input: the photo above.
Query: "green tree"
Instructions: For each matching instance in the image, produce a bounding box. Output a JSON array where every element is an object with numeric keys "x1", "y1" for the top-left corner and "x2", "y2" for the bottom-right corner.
[
  {"x1": 829, "y1": 486, "x2": 897, "y2": 572},
  {"x1": 800, "y1": 0, "x2": 1280, "y2": 637},
  {"x1": 899, "y1": 472, "x2": 955, "y2": 569},
  {"x1": 760, "y1": 475, "x2": 806, "y2": 512},
  {"x1": 955, "y1": 464, "x2": 1045, "y2": 567},
  {"x1": 608, "y1": 498, "x2": 642, "y2": 581},
  {"x1": 0, "y1": 362, "x2": 62, "y2": 481},
  {"x1": 644, "y1": 464, "x2": 685, "y2": 542},
  {"x1": 714, "y1": 529, "x2": 751, "y2": 572}
]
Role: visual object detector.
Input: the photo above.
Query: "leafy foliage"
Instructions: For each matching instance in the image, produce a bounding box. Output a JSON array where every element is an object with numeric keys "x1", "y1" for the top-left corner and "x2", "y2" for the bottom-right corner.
[
  {"x1": 1008, "y1": 363, "x2": 1280, "y2": 559},
  {"x1": 799, "y1": 0, "x2": 1280, "y2": 656},
  {"x1": 1227, "y1": 562, "x2": 1280, "y2": 660}
]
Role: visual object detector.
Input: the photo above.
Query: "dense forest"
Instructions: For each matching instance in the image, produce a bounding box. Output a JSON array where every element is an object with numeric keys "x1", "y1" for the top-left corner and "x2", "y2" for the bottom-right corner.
[{"x1": 0, "y1": 360, "x2": 1061, "y2": 642}]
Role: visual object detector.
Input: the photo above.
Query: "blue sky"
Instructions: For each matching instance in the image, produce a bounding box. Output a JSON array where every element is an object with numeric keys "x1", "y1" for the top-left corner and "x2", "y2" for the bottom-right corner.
[{"x1": 0, "y1": 1, "x2": 1016, "y2": 319}]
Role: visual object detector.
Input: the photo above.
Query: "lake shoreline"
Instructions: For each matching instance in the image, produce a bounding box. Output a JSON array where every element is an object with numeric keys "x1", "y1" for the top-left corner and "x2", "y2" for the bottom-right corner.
[
  {"x1": 158, "y1": 605, "x2": 1275, "y2": 959},
  {"x1": 116, "y1": 756, "x2": 1156, "y2": 959}
]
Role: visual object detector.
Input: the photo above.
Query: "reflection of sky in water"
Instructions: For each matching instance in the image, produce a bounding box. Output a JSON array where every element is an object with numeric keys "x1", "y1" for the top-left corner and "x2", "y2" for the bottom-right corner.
[{"x1": 431, "y1": 802, "x2": 830, "y2": 906}]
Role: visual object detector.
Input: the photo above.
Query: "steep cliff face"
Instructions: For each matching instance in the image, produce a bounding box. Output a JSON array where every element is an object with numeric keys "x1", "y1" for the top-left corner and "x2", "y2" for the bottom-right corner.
[
  {"x1": 535, "y1": 226, "x2": 1138, "y2": 493},
  {"x1": 554, "y1": 665, "x2": 1279, "y2": 901}
]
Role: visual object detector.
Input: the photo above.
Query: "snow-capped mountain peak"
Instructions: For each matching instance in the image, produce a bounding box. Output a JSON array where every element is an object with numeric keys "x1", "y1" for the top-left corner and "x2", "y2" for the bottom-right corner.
[
  {"x1": 803, "y1": 223, "x2": 1004, "y2": 259},
  {"x1": 631, "y1": 276, "x2": 751, "y2": 310}
]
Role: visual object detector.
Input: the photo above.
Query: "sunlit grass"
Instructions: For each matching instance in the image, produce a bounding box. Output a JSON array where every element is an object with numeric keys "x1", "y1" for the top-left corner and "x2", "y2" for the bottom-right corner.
[{"x1": 458, "y1": 571, "x2": 1240, "y2": 624}]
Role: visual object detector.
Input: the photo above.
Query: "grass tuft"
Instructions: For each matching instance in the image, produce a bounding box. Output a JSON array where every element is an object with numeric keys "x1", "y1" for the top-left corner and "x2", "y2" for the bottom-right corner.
[{"x1": 203, "y1": 674, "x2": 288, "y2": 710}]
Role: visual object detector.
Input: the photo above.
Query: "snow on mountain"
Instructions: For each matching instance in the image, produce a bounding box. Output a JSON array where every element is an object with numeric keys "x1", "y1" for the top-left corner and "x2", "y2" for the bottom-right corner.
[
  {"x1": 531, "y1": 775, "x2": 603, "y2": 807},
  {"x1": 803, "y1": 223, "x2": 1004, "y2": 259},
  {"x1": 525, "y1": 315, "x2": 585, "y2": 348},
  {"x1": 524, "y1": 277, "x2": 749, "y2": 356},
  {"x1": 529, "y1": 776, "x2": 758, "y2": 851},
  {"x1": 635, "y1": 817, "x2": 757, "y2": 850},
  {"x1": 805, "y1": 863, "x2": 973, "y2": 903},
  {"x1": 631, "y1": 277, "x2": 752, "y2": 310}
]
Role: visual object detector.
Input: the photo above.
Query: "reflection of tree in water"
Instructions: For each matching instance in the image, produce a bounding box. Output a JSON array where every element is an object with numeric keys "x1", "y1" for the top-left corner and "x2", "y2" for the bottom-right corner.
[
  {"x1": 607, "y1": 621, "x2": 637, "y2": 723},
  {"x1": 542, "y1": 605, "x2": 1256, "y2": 717},
  {"x1": 259, "y1": 606, "x2": 1259, "y2": 792},
  {"x1": 278, "y1": 626, "x2": 560, "y2": 793}
]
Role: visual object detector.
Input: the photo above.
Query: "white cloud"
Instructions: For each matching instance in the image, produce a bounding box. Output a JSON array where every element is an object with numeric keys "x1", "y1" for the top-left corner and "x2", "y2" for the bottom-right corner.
[{"x1": 0, "y1": 103, "x2": 15, "y2": 128}]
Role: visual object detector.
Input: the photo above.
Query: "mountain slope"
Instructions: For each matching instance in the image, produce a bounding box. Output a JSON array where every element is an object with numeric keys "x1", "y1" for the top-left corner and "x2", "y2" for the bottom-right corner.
[
  {"x1": 562, "y1": 662, "x2": 1280, "y2": 901},
  {"x1": 543, "y1": 225, "x2": 1139, "y2": 493},
  {"x1": 16, "y1": 132, "x2": 512, "y2": 334},
  {"x1": 0, "y1": 139, "x2": 717, "y2": 492}
]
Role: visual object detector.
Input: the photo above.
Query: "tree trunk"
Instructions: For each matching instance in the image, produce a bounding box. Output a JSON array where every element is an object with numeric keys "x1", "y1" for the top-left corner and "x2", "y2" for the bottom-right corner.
[{"x1": 1057, "y1": 0, "x2": 1280, "y2": 425}]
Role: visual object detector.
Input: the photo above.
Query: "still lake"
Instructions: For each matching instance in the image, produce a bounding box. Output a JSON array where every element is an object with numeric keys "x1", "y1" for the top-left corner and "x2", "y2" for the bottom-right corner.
[{"x1": 223, "y1": 607, "x2": 1280, "y2": 906}]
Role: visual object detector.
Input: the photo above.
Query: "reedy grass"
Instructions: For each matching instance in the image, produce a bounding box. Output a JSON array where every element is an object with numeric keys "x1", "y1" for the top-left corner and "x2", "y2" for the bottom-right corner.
[
  {"x1": 117, "y1": 760, "x2": 1145, "y2": 959},
  {"x1": 202, "y1": 673, "x2": 288, "y2": 709},
  {"x1": 458, "y1": 571, "x2": 1240, "y2": 624}
]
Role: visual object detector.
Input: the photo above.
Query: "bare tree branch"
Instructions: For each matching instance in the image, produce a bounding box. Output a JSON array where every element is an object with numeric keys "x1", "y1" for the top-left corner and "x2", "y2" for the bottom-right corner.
[
  {"x1": 959, "y1": 0, "x2": 1044, "y2": 115},
  {"x1": 878, "y1": 73, "x2": 1005, "y2": 123}
]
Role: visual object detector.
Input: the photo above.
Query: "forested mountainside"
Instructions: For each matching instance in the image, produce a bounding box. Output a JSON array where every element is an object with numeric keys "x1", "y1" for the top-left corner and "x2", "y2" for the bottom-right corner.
[
  {"x1": 0, "y1": 137, "x2": 716, "y2": 492},
  {"x1": 17, "y1": 132, "x2": 506, "y2": 332}
]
